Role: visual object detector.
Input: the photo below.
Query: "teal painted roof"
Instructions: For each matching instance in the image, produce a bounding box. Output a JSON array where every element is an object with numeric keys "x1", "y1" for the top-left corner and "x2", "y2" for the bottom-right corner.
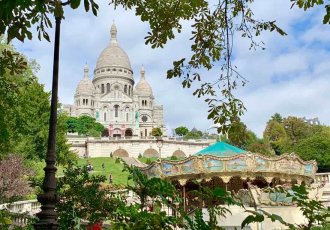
[{"x1": 195, "y1": 141, "x2": 246, "y2": 157}]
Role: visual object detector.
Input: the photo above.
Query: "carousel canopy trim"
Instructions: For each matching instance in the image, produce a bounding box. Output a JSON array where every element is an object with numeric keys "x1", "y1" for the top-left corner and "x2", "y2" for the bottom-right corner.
[
  {"x1": 139, "y1": 153, "x2": 317, "y2": 186},
  {"x1": 195, "y1": 141, "x2": 245, "y2": 157}
]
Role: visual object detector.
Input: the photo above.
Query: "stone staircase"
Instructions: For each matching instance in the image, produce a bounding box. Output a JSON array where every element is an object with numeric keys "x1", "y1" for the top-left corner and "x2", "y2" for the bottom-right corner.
[{"x1": 121, "y1": 157, "x2": 147, "y2": 167}]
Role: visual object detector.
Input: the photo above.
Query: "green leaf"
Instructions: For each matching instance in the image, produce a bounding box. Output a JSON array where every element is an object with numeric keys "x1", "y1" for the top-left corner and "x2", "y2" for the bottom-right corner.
[
  {"x1": 84, "y1": 0, "x2": 90, "y2": 12},
  {"x1": 70, "y1": 0, "x2": 81, "y2": 9},
  {"x1": 0, "y1": 216, "x2": 12, "y2": 225},
  {"x1": 241, "y1": 213, "x2": 264, "y2": 228}
]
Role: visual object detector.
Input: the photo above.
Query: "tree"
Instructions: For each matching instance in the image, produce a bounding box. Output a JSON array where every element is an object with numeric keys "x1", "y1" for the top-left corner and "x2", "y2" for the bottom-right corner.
[
  {"x1": 175, "y1": 126, "x2": 189, "y2": 136},
  {"x1": 56, "y1": 113, "x2": 78, "y2": 165},
  {"x1": 283, "y1": 116, "x2": 311, "y2": 144},
  {"x1": 65, "y1": 116, "x2": 78, "y2": 133},
  {"x1": 293, "y1": 129, "x2": 330, "y2": 172},
  {"x1": 246, "y1": 139, "x2": 274, "y2": 156},
  {"x1": 0, "y1": 154, "x2": 35, "y2": 203},
  {"x1": 0, "y1": 41, "x2": 72, "y2": 164},
  {"x1": 151, "y1": 127, "x2": 162, "y2": 137},
  {"x1": 57, "y1": 165, "x2": 118, "y2": 229},
  {"x1": 271, "y1": 113, "x2": 283, "y2": 123},
  {"x1": 11, "y1": 79, "x2": 51, "y2": 160},
  {"x1": 263, "y1": 120, "x2": 287, "y2": 154},
  {"x1": 76, "y1": 115, "x2": 104, "y2": 136},
  {"x1": 227, "y1": 120, "x2": 257, "y2": 149},
  {"x1": 65, "y1": 115, "x2": 104, "y2": 137},
  {"x1": 111, "y1": 163, "x2": 179, "y2": 229},
  {"x1": 262, "y1": 114, "x2": 330, "y2": 169},
  {"x1": 185, "y1": 128, "x2": 203, "y2": 140}
]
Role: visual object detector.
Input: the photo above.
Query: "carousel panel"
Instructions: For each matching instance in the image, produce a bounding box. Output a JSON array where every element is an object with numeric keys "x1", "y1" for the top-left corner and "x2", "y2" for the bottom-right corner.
[
  {"x1": 162, "y1": 162, "x2": 180, "y2": 176},
  {"x1": 203, "y1": 157, "x2": 224, "y2": 172},
  {"x1": 275, "y1": 159, "x2": 302, "y2": 174},
  {"x1": 146, "y1": 164, "x2": 161, "y2": 178},
  {"x1": 181, "y1": 159, "x2": 196, "y2": 173},
  {"x1": 254, "y1": 156, "x2": 267, "y2": 171},
  {"x1": 227, "y1": 156, "x2": 248, "y2": 171},
  {"x1": 304, "y1": 164, "x2": 314, "y2": 175}
]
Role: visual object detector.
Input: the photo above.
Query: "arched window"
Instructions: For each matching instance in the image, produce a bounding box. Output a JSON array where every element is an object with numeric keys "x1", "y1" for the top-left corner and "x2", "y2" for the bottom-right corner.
[
  {"x1": 101, "y1": 84, "x2": 105, "y2": 93},
  {"x1": 124, "y1": 85, "x2": 127, "y2": 94},
  {"x1": 114, "y1": 105, "x2": 119, "y2": 118},
  {"x1": 83, "y1": 99, "x2": 85, "y2": 105},
  {"x1": 128, "y1": 86, "x2": 131, "y2": 96},
  {"x1": 86, "y1": 99, "x2": 88, "y2": 105},
  {"x1": 142, "y1": 100, "x2": 144, "y2": 106},
  {"x1": 145, "y1": 100, "x2": 147, "y2": 106},
  {"x1": 104, "y1": 112, "x2": 107, "y2": 121},
  {"x1": 107, "y1": 83, "x2": 110, "y2": 93}
]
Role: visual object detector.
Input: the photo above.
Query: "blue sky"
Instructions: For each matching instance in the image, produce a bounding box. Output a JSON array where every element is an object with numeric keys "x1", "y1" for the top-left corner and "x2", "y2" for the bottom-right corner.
[{"x1": 14, "y1": 0, "x2": 330, "y2": 137}]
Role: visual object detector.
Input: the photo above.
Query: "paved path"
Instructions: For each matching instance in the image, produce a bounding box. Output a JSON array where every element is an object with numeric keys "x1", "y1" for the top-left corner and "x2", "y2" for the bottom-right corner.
[{"x1": 121, "y1": 157, "x2": 147, "y2": 167}]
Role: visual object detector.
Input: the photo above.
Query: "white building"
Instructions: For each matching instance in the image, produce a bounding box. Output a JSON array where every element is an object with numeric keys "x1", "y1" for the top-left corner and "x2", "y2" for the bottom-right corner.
[{"x1": 63, "y1": 23, "x2": 164, "y2": 138}]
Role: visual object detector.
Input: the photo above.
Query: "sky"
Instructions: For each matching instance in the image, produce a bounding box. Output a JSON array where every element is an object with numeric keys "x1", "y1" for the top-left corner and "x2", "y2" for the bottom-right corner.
[{"x1": 14, "y1": 0, "x2": 330, "y2": 137}]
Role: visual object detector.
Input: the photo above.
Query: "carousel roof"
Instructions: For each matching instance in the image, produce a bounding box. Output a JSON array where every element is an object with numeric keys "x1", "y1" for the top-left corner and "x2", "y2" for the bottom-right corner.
[{"x1": 195, "y1": 141, "x2": 245, "y2": 157}]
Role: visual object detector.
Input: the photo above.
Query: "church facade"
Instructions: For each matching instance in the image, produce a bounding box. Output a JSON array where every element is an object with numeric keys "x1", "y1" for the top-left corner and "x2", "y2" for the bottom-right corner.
[{"x1": 63, "y1": 23, "x2": 164, "y2": 138}]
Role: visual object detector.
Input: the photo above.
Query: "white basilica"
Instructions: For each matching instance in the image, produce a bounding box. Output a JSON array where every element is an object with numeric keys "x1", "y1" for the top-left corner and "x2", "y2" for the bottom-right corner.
[{"x1": 63, "y1": 23, "x2": 164, "y2": 138}]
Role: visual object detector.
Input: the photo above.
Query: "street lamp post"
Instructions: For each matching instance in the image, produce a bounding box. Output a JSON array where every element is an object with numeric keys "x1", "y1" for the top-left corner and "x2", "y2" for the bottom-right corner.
[
  {"x1": 34, "y1": 16, "x2": 61, "y2": 229},
  {"x1": 156, "y1": 136, "x2": 163, "y2": 161}
]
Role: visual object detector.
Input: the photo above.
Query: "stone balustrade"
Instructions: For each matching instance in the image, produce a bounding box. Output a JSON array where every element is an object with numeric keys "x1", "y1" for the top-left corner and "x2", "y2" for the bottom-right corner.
[
  {"x1": 315, "y1": 172, "x2": 330, "y2": 206},
  {"x1": 0, "y1": 199, "x2": 40, "y2": 215},
  {"x1": 67, "y1": 135, "x2": 213, "y2": 158}
]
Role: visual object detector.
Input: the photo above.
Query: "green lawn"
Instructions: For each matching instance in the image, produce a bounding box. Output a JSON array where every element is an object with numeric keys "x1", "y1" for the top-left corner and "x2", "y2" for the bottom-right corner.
[
  {"x1": 37, "y1": 155, "x2": 186, "y2": 186},
  {"x1": 138, "y1": 156, "x2": 158, "y2": 164},
  {"x1": 35, "y1": 157, "x2": 130, "y2": 186},
  {"x1": 28, "y1": 156, "x2": 186, "y2": 201}
]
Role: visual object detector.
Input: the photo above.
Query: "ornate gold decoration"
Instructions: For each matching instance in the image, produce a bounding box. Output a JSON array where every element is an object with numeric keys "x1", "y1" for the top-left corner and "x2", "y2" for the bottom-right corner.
[
  {"x1": 178, "y1": 179, "x2": 187, "y2": 186},
  {"x1": 139, "y1": 152, "x2": 317, "y2": 186}
]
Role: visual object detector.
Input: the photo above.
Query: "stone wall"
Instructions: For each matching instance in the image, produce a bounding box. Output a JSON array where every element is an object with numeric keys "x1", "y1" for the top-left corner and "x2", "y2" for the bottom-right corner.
[{"x1": 67, "y1": 136, "x2": 213, "y2": 158}]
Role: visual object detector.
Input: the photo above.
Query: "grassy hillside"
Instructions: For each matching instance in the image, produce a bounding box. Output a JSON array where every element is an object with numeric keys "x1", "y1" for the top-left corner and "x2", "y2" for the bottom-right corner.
[{"x1": 52, "y1": 157, "x2": 130, "y2": 186}]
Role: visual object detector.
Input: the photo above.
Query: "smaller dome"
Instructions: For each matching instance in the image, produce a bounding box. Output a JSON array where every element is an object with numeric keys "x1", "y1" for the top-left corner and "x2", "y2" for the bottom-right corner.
[
  {"x1": 113, "y1": 148, "x2": 129, "y2": 158},
  {"x1": 135, "y1": 66, "x2": 153, "y2": 96},
  {"x1": 76, "y1": 64, "x2": 95, "y2": 95},
  {"x1": 173, "y1": 150, "x2": 186, "y2": 158},
  {"x1": 143, "y1": 148, "x2": 159, "y2": 158}
]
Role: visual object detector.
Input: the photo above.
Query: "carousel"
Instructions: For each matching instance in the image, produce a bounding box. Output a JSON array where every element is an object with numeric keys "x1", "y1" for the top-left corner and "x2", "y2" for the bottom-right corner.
[{"x1": 139, "y1": 141, "x2": 318, "y2": 212}]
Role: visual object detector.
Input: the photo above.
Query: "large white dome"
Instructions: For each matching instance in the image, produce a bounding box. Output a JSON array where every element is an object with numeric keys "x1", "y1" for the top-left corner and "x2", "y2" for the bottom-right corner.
[{"x1": 95, "y1": 23, "x2": 132, "y2": 72}]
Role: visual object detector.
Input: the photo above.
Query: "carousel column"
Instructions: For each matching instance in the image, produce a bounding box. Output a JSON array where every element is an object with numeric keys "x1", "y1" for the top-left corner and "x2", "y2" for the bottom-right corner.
[
  {"x1": 183, "y1": 185, "x2": 186, "y2": 212},
  {"x1": 265, "y1": 177, "x2": 273, "y2": 187},
  {"x1": 197, "y1": 179, "x2": 203, "y2": 208},
  {"x1": 179, "y1": 179, "x2": 187, "y2": 213},
  {"x1": 222, "y1": 176, "x2": 231, "y2": 192}
]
